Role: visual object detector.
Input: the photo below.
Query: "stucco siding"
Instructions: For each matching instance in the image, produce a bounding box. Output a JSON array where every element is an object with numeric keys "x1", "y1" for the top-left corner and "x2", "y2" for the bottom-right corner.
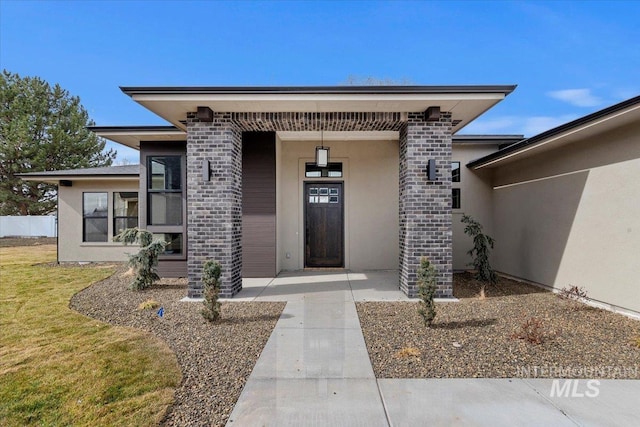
[
  {"x1": 451, "y1": 144, "x2": 497, "y2": 271},
  {"x1": 58, "y1": 180, "x2": 139, "y2": 262},
  {"x1": 492, "y1": 121, "x2": 640, "y2": 314},
  {"x1": 278, "y1": 139, "x2": 399, "y2": 271}
]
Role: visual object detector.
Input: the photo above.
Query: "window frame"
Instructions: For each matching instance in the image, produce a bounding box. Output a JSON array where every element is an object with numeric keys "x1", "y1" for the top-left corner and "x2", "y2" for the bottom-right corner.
[
  {"x1": 140, "y1": 146, "x2": 187, "y2": 260},
  {"x1": 113, "y1": 191, "x2": 139, "y2": 237},
  {"x1": 305, "y1": 162, "x2": 343, "y2": 178},
  {"x1": 452, "y1": 188, "x2": 461, "y2": 210},
  {"x1": 452, "y1": 161, "x2": 461, "y2": 183},
  {"x1": 147, "y1": 156, "x2": 183, "y2": 226},
  {"x1": 82, "y1": 192, "x2": 109, "y2": 242}
]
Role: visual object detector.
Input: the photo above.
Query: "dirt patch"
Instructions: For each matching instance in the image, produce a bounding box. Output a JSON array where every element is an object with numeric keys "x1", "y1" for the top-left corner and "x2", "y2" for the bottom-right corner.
[
  {"x1": 71, "y1": 266, "x2": 285, "y2": 427},
  {"x1": 357, "y1": 272, "x2": 640, "y2": 379}
]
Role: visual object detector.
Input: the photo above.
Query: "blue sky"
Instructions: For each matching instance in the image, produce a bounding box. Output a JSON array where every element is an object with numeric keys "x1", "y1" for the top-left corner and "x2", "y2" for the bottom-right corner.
[{"x1": 1, "y1": 0, "x2": 639, "y2": 164}]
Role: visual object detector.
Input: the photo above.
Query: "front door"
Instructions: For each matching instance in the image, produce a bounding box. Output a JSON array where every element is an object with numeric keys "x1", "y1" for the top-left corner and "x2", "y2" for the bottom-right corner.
[{"x1": 304, "y1": 182, "x2": 344, "y2": 267}]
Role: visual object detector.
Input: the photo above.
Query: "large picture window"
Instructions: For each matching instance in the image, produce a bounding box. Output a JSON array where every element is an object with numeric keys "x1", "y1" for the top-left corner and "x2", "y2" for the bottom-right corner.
[
  {"x1": 148, "y1": 156, "x2": 182, "y2": 225},
  {"x1": 114, "y1": 192, "x2": 139, "y2": 236},
  {"x1": 83, "y1": 192, "x2": 108, "y2": 242}
]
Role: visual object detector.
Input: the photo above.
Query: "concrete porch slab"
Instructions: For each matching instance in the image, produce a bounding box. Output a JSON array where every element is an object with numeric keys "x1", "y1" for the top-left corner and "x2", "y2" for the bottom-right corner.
[{"x1": 255, "y1": 279, "x2": 353, "y2": 302}]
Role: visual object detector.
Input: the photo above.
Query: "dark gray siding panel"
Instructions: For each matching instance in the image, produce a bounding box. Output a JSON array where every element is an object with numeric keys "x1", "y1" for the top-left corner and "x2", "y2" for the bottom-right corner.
[
  {"x1": 157, "y1": 260, "x2": 187, "y2": 278},
  {"x1": 242, "y1": 132, "x2": 276, "y2": 277}
]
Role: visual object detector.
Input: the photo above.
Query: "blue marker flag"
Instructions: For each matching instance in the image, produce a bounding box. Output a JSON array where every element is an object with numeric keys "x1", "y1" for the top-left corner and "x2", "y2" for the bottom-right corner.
[{"x1": 157, "y1": 307, "x2": 164, "y2": 317}]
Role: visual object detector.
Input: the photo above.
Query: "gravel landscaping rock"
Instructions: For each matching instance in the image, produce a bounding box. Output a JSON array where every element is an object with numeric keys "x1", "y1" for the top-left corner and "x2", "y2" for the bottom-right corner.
[
  {"x1": 70, "y1": 265, "x2": 284, "y2": 427},
  {"x1": 357, "y1": 272, "x2": 640, "y2": 379}
]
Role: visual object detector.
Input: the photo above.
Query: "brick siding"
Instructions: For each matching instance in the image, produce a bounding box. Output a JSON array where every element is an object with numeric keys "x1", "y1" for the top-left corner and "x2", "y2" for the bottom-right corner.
[
  {"x1": 186, "y1": 112, "x2": 242, "y2": 298},
  {"x1": 399, "y1": 112, "x2": 453, "y2": 297}
]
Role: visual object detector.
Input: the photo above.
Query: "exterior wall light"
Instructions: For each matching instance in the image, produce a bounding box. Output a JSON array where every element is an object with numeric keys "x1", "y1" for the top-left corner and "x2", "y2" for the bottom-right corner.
[{"x1": 427, "y1": 159, "x2": 437, "y2": 181}]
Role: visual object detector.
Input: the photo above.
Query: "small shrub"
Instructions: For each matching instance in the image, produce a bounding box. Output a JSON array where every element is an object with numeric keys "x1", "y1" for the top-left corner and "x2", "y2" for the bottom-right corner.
[
  {"x1": 558, "y1": 285, "x2": 589, "y2": 310},
  {"x1": 416, "y1": 256, "x2": 437, "y2": 326},
  {"x1": 461, "y1": 215, "x2": 497, "y2": 298},
  {"x1": 511, "y1": 317, "x2": 549, "y2": 345},
  {"x1": 114, "y1": 228, "x2": 166, "y2": 291},
  {"x1": 395, "y1": 347, "x2": 421, "y2": 358},
  {"x1": 137, "y1": 299, "x2": 160, "y2": 310},
  {"x1": 631, "y1": 336, "x2": 640, "y2": 349},
  {"x1": 201, "y1": 260, "x2": 222, "y2": 322}
]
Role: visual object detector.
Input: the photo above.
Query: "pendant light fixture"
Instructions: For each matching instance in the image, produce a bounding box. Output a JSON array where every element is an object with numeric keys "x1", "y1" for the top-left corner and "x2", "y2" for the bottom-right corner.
[{"x1": 316, "y1": 127, "x2": 330, "y2": 167}]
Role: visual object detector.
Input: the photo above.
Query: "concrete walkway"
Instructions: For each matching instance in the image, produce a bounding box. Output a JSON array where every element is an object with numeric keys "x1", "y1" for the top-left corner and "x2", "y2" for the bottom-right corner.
[{"x1": 226, "y1": 271, "x2": 640, "y2": 426}]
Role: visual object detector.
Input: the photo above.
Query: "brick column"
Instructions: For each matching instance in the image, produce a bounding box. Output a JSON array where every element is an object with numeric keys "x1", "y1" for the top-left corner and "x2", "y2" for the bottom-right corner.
[
  {"x1": 186, "y1": 112, "x2": 242, "y2": 298},
  {"x1": 399, "y1": 112, "x2": 453, "y2": 297}
]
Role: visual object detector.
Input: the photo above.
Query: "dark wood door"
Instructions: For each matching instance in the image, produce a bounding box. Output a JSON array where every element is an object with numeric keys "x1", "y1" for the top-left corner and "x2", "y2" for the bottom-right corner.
[{"x1": 304, "y1": 182, "x2": 344, "y2": 267}]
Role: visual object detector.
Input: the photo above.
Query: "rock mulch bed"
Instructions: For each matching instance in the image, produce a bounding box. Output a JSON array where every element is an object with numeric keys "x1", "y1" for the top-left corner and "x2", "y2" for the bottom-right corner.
[
  {"x1": 357, "y1": 272, "x2": 640, "y2": 379},
  {"x1": 71, "y1": 266, "x2": 285, "y2": 427}
]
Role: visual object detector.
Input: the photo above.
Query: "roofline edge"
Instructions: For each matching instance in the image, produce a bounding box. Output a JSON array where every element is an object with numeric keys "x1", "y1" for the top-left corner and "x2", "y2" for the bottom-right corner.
[
  {"x1": 467, "y1": 94, "x2": 640, "y2": 169},
  {"x1": 120, "y1": 84, "x2": 518, "y2": 97}
]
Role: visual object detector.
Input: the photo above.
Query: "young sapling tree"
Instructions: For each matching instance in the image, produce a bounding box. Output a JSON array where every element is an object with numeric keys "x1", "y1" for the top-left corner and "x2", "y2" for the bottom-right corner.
[
  {"x1": 417, "y1": 256, "x2": 438, "y2": 326},
  {"x1": 461, "y1": 215, "x2": 497, "y2": 299},
  {"x1": 201, "y1": 260, "x2": 222, "y2": 322},
  {"x1": 114, "y1": 228, "x2": 166, "y2": 291}
]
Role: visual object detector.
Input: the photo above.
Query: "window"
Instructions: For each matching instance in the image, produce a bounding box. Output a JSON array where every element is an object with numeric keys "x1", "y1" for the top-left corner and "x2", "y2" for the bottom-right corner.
[
  {"x1": 452, "y1": 188, "x2": 461, "y2": 209},
  {"x1": 83, "y1": 193, "x2": 108, "y2": 242},
  {"x1": 452, "y1": 162, "x2": 461, "y2": 182},
  {"x1": 148, "y1": 156, "x2": 182, "y2": 225},
  {"x1": 305, "y1": 162, "x2": 343, "y2": 178},
  {"x1": 146, "y1": 153, "x2": 185, "y2": 258},
  {"x1": 113, "y1": 192, "x2": 139, "y2": 236},
  {"x1": 452, "y1": 161, "x2": 461, "y2": 209},
  {"x1": 153, "y1": 233, "x2": 183, "y2": 255}
]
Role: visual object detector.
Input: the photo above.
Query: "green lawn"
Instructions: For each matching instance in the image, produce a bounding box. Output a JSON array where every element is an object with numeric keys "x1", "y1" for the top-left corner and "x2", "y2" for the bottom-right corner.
[{"x1": 0, "y1": 245, "x2": 181, "y2": 426}]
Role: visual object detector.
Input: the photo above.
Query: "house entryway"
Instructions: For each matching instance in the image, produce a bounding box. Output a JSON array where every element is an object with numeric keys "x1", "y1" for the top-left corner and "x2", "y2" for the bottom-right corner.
[{"x1": 304, "y1": 182, "x2": 344, "y2": 268}]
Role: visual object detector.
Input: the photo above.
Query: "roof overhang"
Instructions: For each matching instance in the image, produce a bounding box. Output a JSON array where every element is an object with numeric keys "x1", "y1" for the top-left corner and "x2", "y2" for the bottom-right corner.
[
  {"x1": 469, "y1": 95, "x2": 640, "y2": 169},
  {"x1": 20, "y1": 175, "x2": 139, "y2": 184},
  {"x1": 88, "y1": 126, "x2": 186, "y2": 149},
  {"x1": 120, "y1": 85, "x2": 516, "y2": 134},
  {"x1": 453, "y1": 134, "x2": 524, "y2": 146},
  {"x1": 18, "y1": 165, "x2": 140, "y2": 184}
]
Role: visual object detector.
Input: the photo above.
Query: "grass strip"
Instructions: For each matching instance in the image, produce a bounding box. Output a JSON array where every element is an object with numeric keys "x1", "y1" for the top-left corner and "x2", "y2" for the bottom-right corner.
[{"x1": 0, "y1": 245, "x2": 181, "y2": 426}]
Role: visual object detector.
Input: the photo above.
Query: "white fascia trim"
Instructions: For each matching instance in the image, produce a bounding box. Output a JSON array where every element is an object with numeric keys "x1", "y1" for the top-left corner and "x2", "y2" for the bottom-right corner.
[
  {"x1": 96, "y1": 130, "x2": 186, "y2": 137},
  {"x1": 22, "y1": 176, "x2": 139, "y2": 183},
  {"x1": 131, "y1": 92, "x2": 506, "y2": 103}
]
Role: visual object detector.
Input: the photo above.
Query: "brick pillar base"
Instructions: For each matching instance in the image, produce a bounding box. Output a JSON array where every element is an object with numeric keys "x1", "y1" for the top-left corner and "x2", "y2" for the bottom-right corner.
[
  {"x1": 186, "y1": 113, "x2": 242, "y2": 298},
  {"x1": 399, "y1": 112, "x2": 453, "y2": 298}
]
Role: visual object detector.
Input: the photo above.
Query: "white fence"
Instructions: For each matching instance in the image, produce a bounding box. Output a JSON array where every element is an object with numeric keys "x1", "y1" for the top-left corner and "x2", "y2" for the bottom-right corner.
[{"x1": 0, "y1": 216, "x2": 57, "y2": 238}]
